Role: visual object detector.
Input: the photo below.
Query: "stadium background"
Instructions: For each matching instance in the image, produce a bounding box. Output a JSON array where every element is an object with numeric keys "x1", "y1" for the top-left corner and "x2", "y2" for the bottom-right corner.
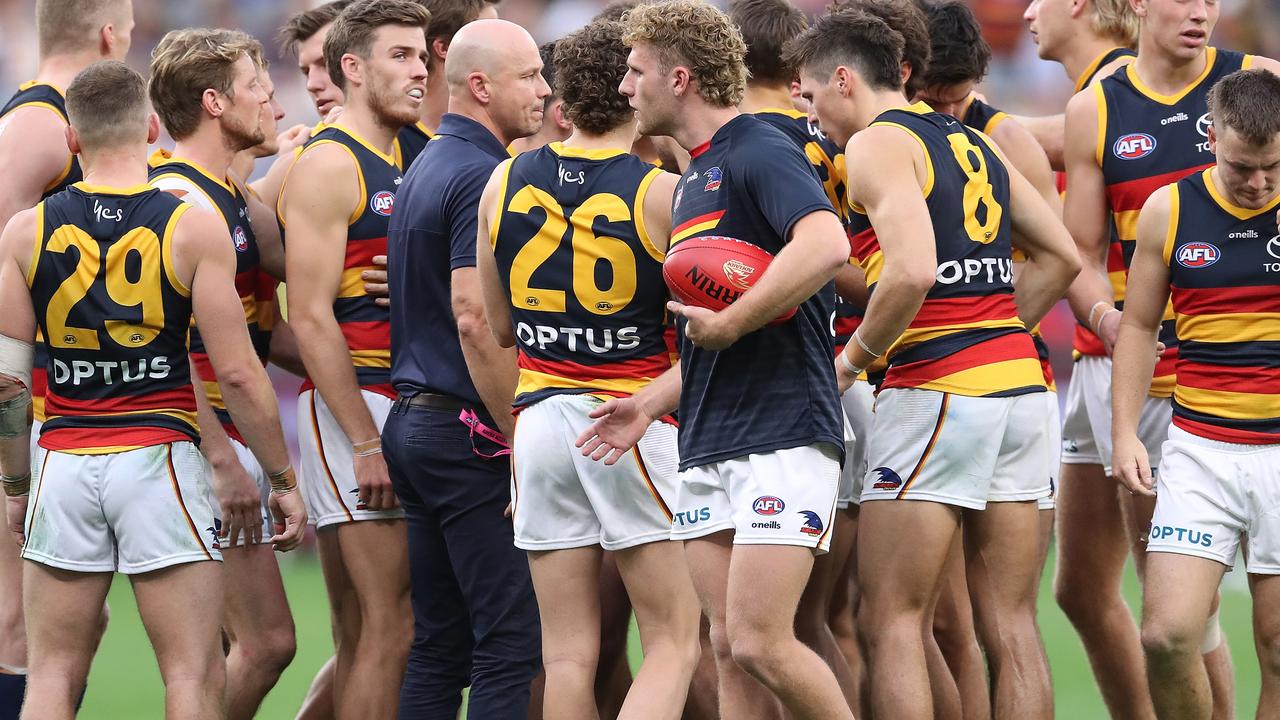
[{"x1": 2, "y1": 0, "x2": 1279, "y2": 715}]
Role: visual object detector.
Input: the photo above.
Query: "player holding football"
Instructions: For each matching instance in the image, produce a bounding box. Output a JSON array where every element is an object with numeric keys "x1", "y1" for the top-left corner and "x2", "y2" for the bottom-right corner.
[
  {"x1": 583, "y1": 2, "x2": 854, "y2": 717},
  {"x1": 792, "y1": 8, "x2": 1080, "y2": 719}
]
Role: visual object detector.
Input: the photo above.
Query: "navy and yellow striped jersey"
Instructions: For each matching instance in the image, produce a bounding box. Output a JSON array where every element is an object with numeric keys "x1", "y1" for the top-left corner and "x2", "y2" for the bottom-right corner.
[
  {"x1": 283, "y1": 125, "x2": 401, "y2": 398},
  {"x1": 849, "y1": 102, "x2": 1043, "y2": 398},
  {"x1": 26, "y1": 183, "x2": 198, "y2": 453},
  {"x1": 1075, "y1": 46, "x2": 1137, "y2": 93},
  {"x1": 1165, "y1": 169, "x2": 1280, "y2": 444},
  {"x1": 2, "y1": 81, "x2": 83, "y2": 421},
  {"x1": 956, "y1": 96, "x2": 1056, "y2": 391},
  {"x1": 753, "y1": 108, "x2": 847, "y2": 221},
  {"x1": 1081, "y1": 47, "x2": 1250, "y2": 397},
  {"x1": 490, "y1": 143, "x2": 671, "y2": 408},
  {"x1": 149, "y1": 155, "x2": 269, "y2": 444},
  {"x1": 670, "y1": 114, "x2": 844, "y2": 470},
  {"x1": 398, "y1": 121, "x2": 433, "y2": 170}
]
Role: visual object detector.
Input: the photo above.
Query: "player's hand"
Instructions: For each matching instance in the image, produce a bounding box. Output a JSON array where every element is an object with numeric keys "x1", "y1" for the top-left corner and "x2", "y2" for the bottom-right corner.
[
  {"x1": 363, "y1": 255, "x2": 389, "y2": 307},
  {"x1": 211, "y1": 460, "x2": 264, "y2": 548},
  {"x1": 6, "y1": 495, "x2": 27, "y2": 548},
  {"x1": 267, "y1": 488, "x2": 307, "y2": 552},
  {"x1": 834, "y1": 356, "x2": 857, "y2": 394},
  {"x1": 666, "y1": 301, "x2": 743, "y2": 351},
  {"x1": 1111, "y1": 434, "x2": 1155, "y2": 497},
  {"x1": 576, "y1": 396, "x2": 652, "y2": 465},
  {"x1": 353, "y1": 451, "x2": 399, "y2": 510},
  {"x1": 277, "y1": 123, "x2": 312, "y2": 155},
  {"x1": 323, "y1": 105, "x2": 345, "y2": 125}
]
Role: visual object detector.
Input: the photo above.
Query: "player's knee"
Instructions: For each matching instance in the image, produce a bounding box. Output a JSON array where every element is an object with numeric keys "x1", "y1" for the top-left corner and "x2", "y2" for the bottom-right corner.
[
  {"x1": 1054, "y1": 576, "x2": 1109, "y2": 625},
  {"x1": 705, "y1": 621, "x2": 733, "y2": 662},
  {"x1": 1140, "y1": 616, "x2": 1202, "y2": 665},
  {"x1": 241, "y1": 627, "x2": 297, "y2": 678},
  {"x1": 1255, "y1": 629, "x2": 1280, "y2": 676},
  {"x1": 726, "y1": 624, "x2": 784, "y2": 678}
]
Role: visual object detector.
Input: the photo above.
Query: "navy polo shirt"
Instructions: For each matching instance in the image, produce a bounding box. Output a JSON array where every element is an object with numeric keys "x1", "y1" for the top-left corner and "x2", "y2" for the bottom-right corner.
[{"x1": 388, "y1": 113, "x2": 510, "y2": 403}]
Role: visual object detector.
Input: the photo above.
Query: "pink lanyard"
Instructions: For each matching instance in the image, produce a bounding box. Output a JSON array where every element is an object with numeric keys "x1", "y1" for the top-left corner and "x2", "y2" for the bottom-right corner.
[{"x1": 459, "y1": 409, "x2": 512, "y2": 458}]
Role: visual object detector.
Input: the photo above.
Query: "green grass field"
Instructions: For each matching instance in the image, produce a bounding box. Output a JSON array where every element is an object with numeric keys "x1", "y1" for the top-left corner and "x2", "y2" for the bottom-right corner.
[{"x1": 77, "y1": 547, "x2": 1260, "y2": 718}]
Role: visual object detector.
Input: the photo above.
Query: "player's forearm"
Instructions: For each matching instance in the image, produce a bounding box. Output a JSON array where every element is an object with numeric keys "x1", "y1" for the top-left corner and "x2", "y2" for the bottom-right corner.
[
  {"x1": 0, "y1": 376, "x2": 32, "y2": 481},
  {"x1": 191, "y1": 366, "x2": 239, "y2": 470},
  {"x1": 720, "y1": 227, "x2": 847, "y2": 336},
  {"x1": 1110, "y1": 319, "x2": 1159, "y2": 442},
  {"x1": 833, "y1": 263, "x2": 869, "y2": 309},
  {"x1": 634, "y1": 361, "x2": 682, "y2": 420},
  {"x1": 217, "y1": 363, "x2": 291, "y2": 474},
  {"x1": 1011, "y1": 114, "x2": 1065, "y2": 172},
  {"x1": 457, "y1": 314, "x2": 519, "y2": 439},
  {"x1": 290, "y1": 308, "x2": 380, "y2": 443},
  {"x1": 249, "y1": 153, "x2": 293, "y2": 214},
  {"x1": 267, "y1": 319, "x2": 306, "y2": 377},
  {"x1": 846, "y1": 271, "x2": 930, "y2": 367},
  {"x1": 1013, "y1": 251, "x2": 1080, "y2": 328}
]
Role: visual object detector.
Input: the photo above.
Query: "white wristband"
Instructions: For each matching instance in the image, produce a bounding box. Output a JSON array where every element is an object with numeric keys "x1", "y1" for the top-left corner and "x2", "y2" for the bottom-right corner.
[
  {"x1": 839, "y1": 352, "x2": 864, "y2": 377},
  {"x1": 853, "y1": 329, "x2": 883, "y2": 359}
]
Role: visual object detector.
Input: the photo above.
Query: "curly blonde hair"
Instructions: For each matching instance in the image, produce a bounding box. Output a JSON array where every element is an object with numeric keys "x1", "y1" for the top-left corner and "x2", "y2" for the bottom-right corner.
[
  {"x1": 1089, "y1": 0, "x2": 1137, "y2": 49},
  {"x1": 622, "y1": 0, "x2": 748, "y2": 108}
]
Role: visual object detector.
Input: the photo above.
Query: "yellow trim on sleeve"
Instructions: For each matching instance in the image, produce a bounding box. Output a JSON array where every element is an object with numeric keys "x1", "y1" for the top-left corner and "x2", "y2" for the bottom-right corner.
[
  {"x1": 162, "y1": 203, "x2": 193, "y2": 298},
  {"x1": 1092, "y1": 82, "x2": 1108, "y2": 168},
  {"x1": 25, "y1": 203, "x2": 44, "y2": 288},
  {"x1": 634, "y1": 167, "x2": 665, "y2": 262},
  {"x1": 1162, "y1": 183, "x2": 1180, "y2": 266},
  {"x1": 870, "y1": 121, "x2": 935, "y2": 199},
  {"x1": 489, "y1": 159, "x2": 514, "y2": 250}
]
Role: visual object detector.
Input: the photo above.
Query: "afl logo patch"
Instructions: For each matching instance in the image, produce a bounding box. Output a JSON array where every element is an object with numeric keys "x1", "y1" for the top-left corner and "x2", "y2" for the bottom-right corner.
[
  {"x1": 752, "y1": 496, "x2": 785, "y2": 516},
  {"x1": 232, "y1": 225, "x2": 249, "y2": 252},
  {"x1": 1113, "y1": 133, "x2": 1156, "y2": 160},
  {"x1": 370, "y1": 190, "x2": 395, "y2": 216},
  {"x1": 1176, "y1": 242, "x2": 1220, "y2": 268}
]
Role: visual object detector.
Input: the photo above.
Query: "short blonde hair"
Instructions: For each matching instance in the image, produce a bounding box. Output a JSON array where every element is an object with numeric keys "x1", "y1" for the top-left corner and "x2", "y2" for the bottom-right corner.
[
  {"x1": 149, "y1": 28, "x2": 263, "y2": 141},
  {"x1": 1089, "y1": 0, "x2": 1137, "y2": 49},
  {"x1": 36, "y1": 0, "x2": 129, "y2": 58},
  {"x1": 623, "y1": 0, "x2": 748, "y2": 108},
  {"x1": 66, "y1": 60, "x2": 148, "y2": 150}
]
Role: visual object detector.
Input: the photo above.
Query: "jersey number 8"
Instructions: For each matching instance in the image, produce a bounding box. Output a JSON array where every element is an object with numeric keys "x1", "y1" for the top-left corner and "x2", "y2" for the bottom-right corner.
[
  {"x1": 947, "y1": 134, "x2": 1004, "y2": 244},
  {"x1": 44, "y1": 224, "x2": 166, "y2": 350},
  {"x1": 506, "y1": 185, "x2": 638, "y2": 316}
]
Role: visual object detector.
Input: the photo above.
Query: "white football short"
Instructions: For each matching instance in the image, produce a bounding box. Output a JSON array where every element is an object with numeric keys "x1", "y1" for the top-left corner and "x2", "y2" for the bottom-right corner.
[
  {"x1": 1038, "y1": 390, "x2": 1060, "y2": 511},
  {"x1": 1060, "y1": 355, "x2": 1171, "y2": 475},
  {"x1": 838, "y1": 380, "x2": 875, "y2": 508},
  {"x1": 512, "y1": 393, "x2": 680, "y2": 551},
  {"x1": 298, "y1": 388, "x2": 401, "y2": 529},
  {"x1": 205, "y1": 438, "x2": 273, "y2": 543},
  {"x1": 22, "y1": 441, "x2": 221, "y2": 574},
  {"x1": 861, "y1": 388, "x2": 1050, "y2": 509},
  {"x1": 1148, "y1": 425, "x2": 1280, "y2": 574},
  {"x1": 671, "y1": 443, "x2": 841, "y2": 554}
]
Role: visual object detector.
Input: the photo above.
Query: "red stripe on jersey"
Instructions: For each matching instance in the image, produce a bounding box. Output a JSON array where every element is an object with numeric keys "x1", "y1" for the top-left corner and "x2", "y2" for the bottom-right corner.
[
  {"x1": 910, "y1": 294, "x2": 1019, "y2": 328},
  {"x1": 850, "y1": 227, "x2": 878, "y2": 261},
  {"x1": 1176, "y1": 360, "x2": 1280, "y2": 393},
  {"x1": 671, "y1": 211, "x2": 726, "y2": 236},
  {"x1": 44, "y1": 386, "x2": 196, "y2": 415},
  {"x1": 1172, "y1": 285, "x2": 1280, "y2": 316},
  {"x1": 883, "y1": 332, "x2": 1039, "y2": 390},
  {"x1": 234, "y1": 269, "x2": 258, "y2": 297},
  {"x1": 518, "y1": 350, "x2": 672, "y2": 381},
  {"x1": 1106, "y1": 164, "x2": 1213, "y2": 213},
  {"x1": 39, "y1": 426, "x2": 193, "y2": 452},
  {"x1": 345, "y1": 237, "x2": 387, "y2": 269},
  {"x1": 340, "y1": 320, "x2": 391, "y2": 352}
]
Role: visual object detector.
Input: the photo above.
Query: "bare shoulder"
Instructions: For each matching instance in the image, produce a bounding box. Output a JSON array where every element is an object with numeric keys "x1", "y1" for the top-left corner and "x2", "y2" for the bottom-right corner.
[{"x1": 1, "y1": 206, "x2": 39, "y2": 269}]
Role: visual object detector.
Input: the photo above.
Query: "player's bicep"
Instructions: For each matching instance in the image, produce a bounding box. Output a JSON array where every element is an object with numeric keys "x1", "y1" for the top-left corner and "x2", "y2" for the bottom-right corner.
[
  {"x1": 1062, "y1": 91, "x2": 1109, "y2": 259},
  {"x1": 0, "y1": 111, "x2": 69, "y2": 225},
  {"x1": 1124, "y1": 186, "x2": 1174, "y2": 331},
  {"x1": 992, "y1": 121, "x2": 1061, "y2": 215},
  {"x1": 641, "y1": 171, "x2": 677, "y2": 254},
  {"x1": 742, "y1": 136, "x2": 832, "y2": 240},
  {"x1": 848, "y1": 130, "x2": 936, "y2": 267},
  {"x1": 185, "y1": 213, "x2": 257, "y2": 361},
  {"x1": 0, "y1": 210, "x2": 39, "y2": 344},
  {"x1": 476, "y1": 169, "x2": 514, "y2": 347},
  {"x1": 281, "y1": 150, "x2": 355, "y2": 315}
]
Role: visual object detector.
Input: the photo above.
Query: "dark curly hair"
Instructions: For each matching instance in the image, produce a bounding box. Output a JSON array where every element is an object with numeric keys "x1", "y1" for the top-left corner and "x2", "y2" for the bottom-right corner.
[
  {"x1": 825, "y1": 0, "x2": 929, "y2": 98},
  {"x1": 555, "y1": 20, "x2": 633, "y2": 134},
  {"x1": 784, "y1": 7, "x2": 904, "y2": 91},
  {"x1": 920, "y1": 0, "x2": 991, "y2": 88},
  {"x1": 728, "y1": 0, "x2": 809, "y2": 86}
]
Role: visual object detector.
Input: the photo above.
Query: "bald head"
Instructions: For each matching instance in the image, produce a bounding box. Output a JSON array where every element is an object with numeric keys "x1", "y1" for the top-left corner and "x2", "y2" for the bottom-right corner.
[{"x1": 444, "y1": 19, "x2": 539, "y2": 88}]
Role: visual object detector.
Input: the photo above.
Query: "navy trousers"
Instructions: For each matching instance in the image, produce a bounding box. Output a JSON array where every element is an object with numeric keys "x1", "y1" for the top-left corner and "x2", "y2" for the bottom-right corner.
[{"x1": 383, "y1": 398, "x2": 541, "y2": 719}]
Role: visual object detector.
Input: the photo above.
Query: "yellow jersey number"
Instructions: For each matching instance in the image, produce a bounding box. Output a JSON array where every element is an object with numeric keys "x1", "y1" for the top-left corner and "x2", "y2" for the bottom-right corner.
[
  {"x1": 946, "y1": 133, "x2": 1004, "y2": 244},
  {"x1": 804, "y1": 142, "x2": 847, "y2": 220},
  {"x1": 44, "y1": 224, "x2": 166, "y2": 350},
  {"x1": 505, "y1": 185, "x2": 638, "y2": 316}
]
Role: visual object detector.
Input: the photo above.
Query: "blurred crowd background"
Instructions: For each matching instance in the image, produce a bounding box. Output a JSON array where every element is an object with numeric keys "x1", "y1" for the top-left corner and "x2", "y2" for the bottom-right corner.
[{"x1": 0, "y1": 0, "x2": 1277, "y2": 448}]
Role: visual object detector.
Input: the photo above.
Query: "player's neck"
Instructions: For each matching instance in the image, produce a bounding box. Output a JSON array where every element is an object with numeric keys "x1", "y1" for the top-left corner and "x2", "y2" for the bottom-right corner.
[
  {"x1": 857, "y1": 88, "x2": 913, "y2": 131},
  {"x1": 739, "y1": 84, "x2": 794, "y2": 114},
  {"x1": 1061, "y1": 36, "x2": 1125, "y2": 86},
  {"x1": 171, "y1": 130, "x2": 237, "y2": 185},
  {"x1": 671, "y1": 104, "x2": 741, "y2": 155},
  {"x1": 33, "y1": 54, "x2": 100, "y2": 93},
  {"x1": 563, "y1": 124, "x2": 637, "y2": 154},
  {"x1": 446, "y1": 94, "x2": 515, "y2": 147},
  {"x1": 1208, "y1": 166, "x2": 1280, "y2": 213},
  {"x1": 334, "y1": 100, "x2": 398, "y2": 157},
  {"x1": 422, "y1": 72, "x2": 448, "y2": 131},
  {"x1": 1133, "y1": 43, "x2": 1210, "y2": 95},
  {"x1": 80, "y1": 148, "x2": 149, "y2": 190}
]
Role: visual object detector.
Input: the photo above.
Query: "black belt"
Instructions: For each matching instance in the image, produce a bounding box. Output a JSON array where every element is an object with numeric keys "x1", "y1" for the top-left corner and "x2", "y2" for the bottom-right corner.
[{"x1": 398, "y1": 392, "x2": 468, "y2": 413}]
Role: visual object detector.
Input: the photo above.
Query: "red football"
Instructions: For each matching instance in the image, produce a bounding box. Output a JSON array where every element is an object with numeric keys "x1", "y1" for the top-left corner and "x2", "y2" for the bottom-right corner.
[{"x1": 662, "y1": 235, "x2": 797, "y2": 323}]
